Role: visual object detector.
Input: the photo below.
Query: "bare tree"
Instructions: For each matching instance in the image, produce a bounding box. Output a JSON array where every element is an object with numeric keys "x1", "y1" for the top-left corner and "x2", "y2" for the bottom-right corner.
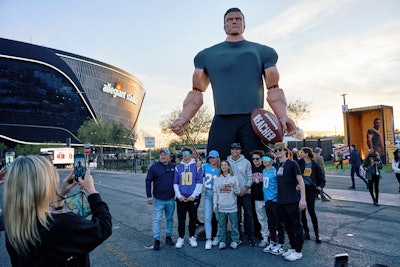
[
  {"x1": 286, "y1": 97, "x2": 311, "y2": 126},
  {"x1": 160, "y1": 106, "x2": 213, "y2": 145}
]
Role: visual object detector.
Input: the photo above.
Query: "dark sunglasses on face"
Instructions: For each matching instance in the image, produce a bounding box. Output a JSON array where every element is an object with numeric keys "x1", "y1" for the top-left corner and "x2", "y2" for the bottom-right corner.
[
  {"x1": 252, "y1": 157, "x2": 260, "y2": 160},
  {"x1": 275, "y1": 148, "x2": 284, "y2": 152}
]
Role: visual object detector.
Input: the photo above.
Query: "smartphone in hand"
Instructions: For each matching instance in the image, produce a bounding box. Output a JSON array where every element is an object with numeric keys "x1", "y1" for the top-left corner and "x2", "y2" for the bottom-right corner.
[{"x1": 73, "y1": 153, "x2": 86, "y2": 180}]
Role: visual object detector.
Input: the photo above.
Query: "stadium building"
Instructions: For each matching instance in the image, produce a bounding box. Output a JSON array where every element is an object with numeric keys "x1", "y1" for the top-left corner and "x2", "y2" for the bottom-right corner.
[{"x1": 0, "y1": 38, "x2": 145, "y2": 147}]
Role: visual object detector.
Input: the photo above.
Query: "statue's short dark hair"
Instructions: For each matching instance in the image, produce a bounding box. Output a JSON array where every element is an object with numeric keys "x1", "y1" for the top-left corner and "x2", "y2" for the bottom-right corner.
[{"x1": 224, "y1": 7, "x2": 244, "y2": 20}]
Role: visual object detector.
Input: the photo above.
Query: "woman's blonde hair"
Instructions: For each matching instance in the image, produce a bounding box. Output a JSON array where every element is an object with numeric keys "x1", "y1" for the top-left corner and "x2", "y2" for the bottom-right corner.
[{"x1": 3, "y1": 155, "x2": 59, "y2": 255}]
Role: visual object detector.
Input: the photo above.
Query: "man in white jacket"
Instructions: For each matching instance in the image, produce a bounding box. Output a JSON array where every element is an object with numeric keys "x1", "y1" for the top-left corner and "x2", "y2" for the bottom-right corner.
[{"x1": 227, "y1": 142, "x2": 255, "y2": 246}]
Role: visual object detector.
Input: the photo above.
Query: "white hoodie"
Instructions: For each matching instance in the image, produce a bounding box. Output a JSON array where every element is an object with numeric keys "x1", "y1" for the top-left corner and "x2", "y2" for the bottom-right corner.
[{"x1": 213, "y1": 173, "x2": 240, "y2": 213}]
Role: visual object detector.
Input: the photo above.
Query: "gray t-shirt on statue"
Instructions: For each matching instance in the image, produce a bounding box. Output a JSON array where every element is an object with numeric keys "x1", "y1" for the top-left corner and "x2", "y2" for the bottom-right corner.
[{"x1": 194, "y1": 40, "x2": 278, "y2": 115}]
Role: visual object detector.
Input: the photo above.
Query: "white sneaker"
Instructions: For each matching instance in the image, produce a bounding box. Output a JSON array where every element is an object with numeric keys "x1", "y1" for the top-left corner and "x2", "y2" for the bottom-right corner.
[
  {"x1": 230, "y1": 241, "x2": 238, "y2": 249},
  {"x1": 212, "y1": 237, "x2": 219, "y2": 246},
  {"x1": 205, "y1": 240, "x2": 212, "y2": 250},
  {"x1": 263, "y1": 241, "x2": 275, "y2": 253},
  {"x1": 175, "y1": 237, "x2": 184, "y2": 249},
  {"x1": 258, "y1": 239, "x2": 268, "y2": 248},
  {"x1": 219, "y1": 242, "x2": 226, "y2": 249},
  {"x1": 285, "y1": 251, "x2": 303, "y2": 261},
  {"x1": 189, "y1": 236, "x2": 198, "y2": 247},
  {"x1": 282, "y1": 248, "x2": 295, "y2": 257},
  {"x1": 271, "y1": 243, "x2": 284, "y2": 255}
]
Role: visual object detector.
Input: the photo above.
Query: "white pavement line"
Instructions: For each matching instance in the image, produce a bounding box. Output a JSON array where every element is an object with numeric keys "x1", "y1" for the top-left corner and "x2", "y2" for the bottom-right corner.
[{"x1": 326, "y1": 174, "x2": 349, "y2": 178}]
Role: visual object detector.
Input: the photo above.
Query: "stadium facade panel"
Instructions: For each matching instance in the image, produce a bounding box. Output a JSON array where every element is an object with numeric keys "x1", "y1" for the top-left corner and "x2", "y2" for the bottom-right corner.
[{"x1": 0, "y1": 38, "x2": 145, "y2": 146}]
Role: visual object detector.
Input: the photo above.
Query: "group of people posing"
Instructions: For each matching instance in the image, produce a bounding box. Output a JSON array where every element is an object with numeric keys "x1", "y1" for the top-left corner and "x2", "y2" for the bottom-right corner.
[{"x1": 145, "y1": 142, "x2": 327, "y2": 262}]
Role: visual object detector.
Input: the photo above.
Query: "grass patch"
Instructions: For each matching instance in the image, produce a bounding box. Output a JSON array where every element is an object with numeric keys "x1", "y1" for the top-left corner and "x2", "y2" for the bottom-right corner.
[{"x1": 324, "y1": 161, "x2": 392, "y2": 173}]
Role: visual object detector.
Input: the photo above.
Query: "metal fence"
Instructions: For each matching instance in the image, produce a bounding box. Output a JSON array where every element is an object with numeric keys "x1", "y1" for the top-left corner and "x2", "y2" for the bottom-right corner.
[{"x1": 287, "y1": 139, "x2": 333, "y2": 161}]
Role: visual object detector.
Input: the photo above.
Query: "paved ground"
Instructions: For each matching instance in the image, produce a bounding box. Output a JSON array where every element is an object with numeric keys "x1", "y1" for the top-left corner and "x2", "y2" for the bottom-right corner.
[
  {"x1": 323, "y1": 168, "x2": 400, "y2": 206},
  {"x1": 1, "y1": 168, "x2": 399, "y2": 267}
]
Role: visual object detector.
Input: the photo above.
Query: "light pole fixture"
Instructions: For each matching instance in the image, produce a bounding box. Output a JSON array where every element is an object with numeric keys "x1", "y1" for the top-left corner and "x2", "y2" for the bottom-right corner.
[{"x1": 340, "y1": 93, "x2": 351, "y2": 157}]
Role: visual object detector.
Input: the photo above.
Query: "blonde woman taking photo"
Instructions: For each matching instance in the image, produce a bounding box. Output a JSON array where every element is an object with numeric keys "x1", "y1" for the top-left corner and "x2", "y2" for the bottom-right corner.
[{"x1": 3, "y1": 155, "x2": 112, "y2": 266}]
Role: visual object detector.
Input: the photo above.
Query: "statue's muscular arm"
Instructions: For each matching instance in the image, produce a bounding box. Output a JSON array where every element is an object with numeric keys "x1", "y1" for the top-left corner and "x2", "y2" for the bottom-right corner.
[
  {"x1": 366, "y1": 129, "x2": 374, "y2": 149},
  {"x1": 171, "y1": 69, "x2": 209, "y2": 136},
  {"x1": 265, "y1": 66, "x2": 296, "y2": 135}
]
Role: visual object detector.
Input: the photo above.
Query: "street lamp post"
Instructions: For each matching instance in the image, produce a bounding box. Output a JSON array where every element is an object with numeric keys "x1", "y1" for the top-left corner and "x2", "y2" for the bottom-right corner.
[{"x1": 341, "y1": 93, "x2": 351, "y2": 155}]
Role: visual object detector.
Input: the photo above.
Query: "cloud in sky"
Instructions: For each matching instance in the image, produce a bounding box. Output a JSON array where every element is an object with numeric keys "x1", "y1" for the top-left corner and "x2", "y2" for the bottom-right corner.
[
  {"x1": 244, "y1": 1, "x2": 400, "y2": 133},
  {"x1": 247, "y1": 0, "x2": 355, "y2": 43},
  {"x1": 133, "y1": 1, "x2": 400, "y2": 149}
]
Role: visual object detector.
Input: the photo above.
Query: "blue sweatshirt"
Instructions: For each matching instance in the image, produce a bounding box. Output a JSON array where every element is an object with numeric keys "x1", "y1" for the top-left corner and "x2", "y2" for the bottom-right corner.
[
  {"x1": 146, "y1": 161, "x2": 175, "y2": 200},
  {"x1": 173, "y1": 158, "x2": 203, "y2": 199}
]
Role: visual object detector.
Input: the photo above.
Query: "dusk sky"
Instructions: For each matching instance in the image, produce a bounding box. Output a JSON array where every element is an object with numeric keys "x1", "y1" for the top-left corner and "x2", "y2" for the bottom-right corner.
[{"x1": 1, "y1": 0, "x2": 399, "y2": 149}]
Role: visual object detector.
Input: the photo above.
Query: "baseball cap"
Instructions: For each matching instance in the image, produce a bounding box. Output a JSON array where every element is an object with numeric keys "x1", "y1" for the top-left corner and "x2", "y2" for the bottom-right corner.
[
  {"x1": 292, "y1": 148, "x2": 298, "y2": 152},
  {"x1": 159, "y1": 148, "x2": 170, "y2": 155},
  {"x1": 315, "y1": 147, "x2": 322, "y2": 153},
  {"x1": 207, "y1": 150, "x2": 219, "y2": 158},
  {"x1": 230, "y1": 143, "x2": 241, "y2": 149}
]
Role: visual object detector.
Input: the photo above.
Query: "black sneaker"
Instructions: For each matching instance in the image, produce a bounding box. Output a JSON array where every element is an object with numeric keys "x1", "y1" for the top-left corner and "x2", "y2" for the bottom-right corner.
[
  {"x1": 154, "y1": 240, "x2": 160, "y2": 250},
  {"x1": 315, "y1": 235, "x2": 321, "y2": 243},
  {"x1": 304, "y1": 232, "x2": 311, "y2": 240},
  {"x1": 195, "y1": 219, "x2": 204, "y2": 227},
  {"x1": 348, "y1": 186, "x2": 355, "y2": 190},
  {"x1": 248, "y1": 239, "x2": 256, "y2": 247},
  {"x1": 165, "y1": 236, "x2": 174, "y2": 246}
]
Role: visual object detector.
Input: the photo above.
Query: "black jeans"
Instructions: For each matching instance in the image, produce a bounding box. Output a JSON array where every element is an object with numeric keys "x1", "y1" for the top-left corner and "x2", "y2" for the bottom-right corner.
[
  {"x1": 278, "y1": 202, "x2": 304, "y2": 253},
  {"x1": 176, "y1": 200, "x2": 197, "y2": 238},
  {"x1": 265, "y1": 200, "x2": 284, "y2": 244},
  {"x1": 368, "y1": 175, "x2": 380, "y2": 203},
  {"x1": 207, "y1": 114, "x2": 264, "y2": 161},
  {"x1": 395, "y1": 173, "x2": 400, "y2": 191},
  {"x1": 351, "y1": 165, "x2": 367, "y2": 187},
  {"x1": 301, "y1": 185, "x2": 319, "y2": 237},
  {"x1": 237, "y1": 194, "x2": 255, "y2": 240}
]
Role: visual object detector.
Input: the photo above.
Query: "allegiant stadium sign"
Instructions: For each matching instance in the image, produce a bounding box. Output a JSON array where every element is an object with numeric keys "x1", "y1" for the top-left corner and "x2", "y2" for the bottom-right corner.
[{"x1": 102, "y1": 83, "x2": 138, "y2": 105}]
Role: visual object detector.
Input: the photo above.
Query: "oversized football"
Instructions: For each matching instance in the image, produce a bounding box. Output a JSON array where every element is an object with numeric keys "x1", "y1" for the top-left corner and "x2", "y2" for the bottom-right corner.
[{"x1": 251, "y1": 108, "x2": 284, "y2": 144}]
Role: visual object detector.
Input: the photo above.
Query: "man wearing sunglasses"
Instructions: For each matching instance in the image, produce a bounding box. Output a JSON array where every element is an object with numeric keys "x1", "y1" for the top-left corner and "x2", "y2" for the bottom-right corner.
[
  {"x1": 146, "y1": 148, "x2": 176, "y2": 250},
  {"x1": 274, "y1": 142, "x2": 306, "y2": 262}
]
